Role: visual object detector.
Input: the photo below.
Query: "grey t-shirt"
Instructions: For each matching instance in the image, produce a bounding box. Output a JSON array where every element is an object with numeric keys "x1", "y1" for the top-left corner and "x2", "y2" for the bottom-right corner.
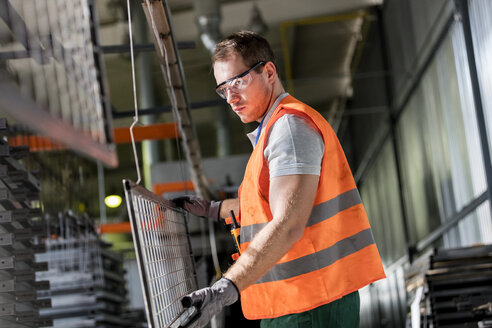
[
  {"x1": 265, "y1": 114, "x2": 324, "y2": 178},
  {"x1": 247, "y1": 94, "x2": 325, "y2": 179}
]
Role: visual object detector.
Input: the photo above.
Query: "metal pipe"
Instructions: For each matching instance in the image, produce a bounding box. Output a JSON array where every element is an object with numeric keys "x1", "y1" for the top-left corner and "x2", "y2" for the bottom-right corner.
[
  {"x1": 416, "y1": 191, "x2": 488, "y2": 252},
  {"x1": 134, "y1": 3, "x2": 160, "y2": 189},
  {"x1": 111, "y1": 98, "x2": 224, "y2": 118},
  {"x1": 193, "y1": 0, "x2": 221, "y2": 54},
  {"x1": 99, "y1": 41, "x2": 196, "y2": 54},
  {"x1": 216, "y1": 106, "x2": 230, "y2": 157}
]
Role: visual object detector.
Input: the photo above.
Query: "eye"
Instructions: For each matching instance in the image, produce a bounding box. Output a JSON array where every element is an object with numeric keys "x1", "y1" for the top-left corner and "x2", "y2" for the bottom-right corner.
[{"x1": 231, "y1": 78, "x2": 243, "y2": 88}]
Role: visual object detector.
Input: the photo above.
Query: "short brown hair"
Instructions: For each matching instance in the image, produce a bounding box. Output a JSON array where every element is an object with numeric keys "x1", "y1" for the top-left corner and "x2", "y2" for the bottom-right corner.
[{"x1": 212, "y1": 31, "x2": 277, "y2": 71}]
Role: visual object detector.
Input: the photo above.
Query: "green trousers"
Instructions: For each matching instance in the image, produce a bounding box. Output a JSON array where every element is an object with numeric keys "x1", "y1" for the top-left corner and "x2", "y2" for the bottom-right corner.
[{"x1": 260, "y1": 291, "x2": 360, "y2": 328}]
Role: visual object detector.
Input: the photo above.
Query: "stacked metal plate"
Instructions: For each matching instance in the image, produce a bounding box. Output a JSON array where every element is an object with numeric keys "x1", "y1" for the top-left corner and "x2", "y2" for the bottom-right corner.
[
  {"x1": 426, "y1": 245, "x2": 492, "y2": 327},
  {"x1": 0, "y1": 118, "x2": 52, "y2": 328},
  {"x1": 36, "y1": 212, "x2": 130, "y2": 328}
]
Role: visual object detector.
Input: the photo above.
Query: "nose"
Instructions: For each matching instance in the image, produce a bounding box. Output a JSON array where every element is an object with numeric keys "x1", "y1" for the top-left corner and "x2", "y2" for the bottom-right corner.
[{"x1": 225, "y1": 88, "x2": 239, "y2": 104}]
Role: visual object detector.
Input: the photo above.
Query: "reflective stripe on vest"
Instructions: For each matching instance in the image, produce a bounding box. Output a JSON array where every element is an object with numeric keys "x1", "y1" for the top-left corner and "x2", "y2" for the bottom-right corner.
[
  {"x1": 241, "y1": 188, "x2": 362, "y2": 244},
  {"x1": 255, "y1": 228, "x2": 375, "y2": 284}
]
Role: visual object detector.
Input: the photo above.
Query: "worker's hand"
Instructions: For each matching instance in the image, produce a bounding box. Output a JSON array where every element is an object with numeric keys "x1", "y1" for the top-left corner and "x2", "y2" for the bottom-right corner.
[
  {"x1": 171, "y1": 195, "x2": 222, "y2": 221},
  {"x1": 181, "y1": 278, "x2": 239, "y2": 328}
]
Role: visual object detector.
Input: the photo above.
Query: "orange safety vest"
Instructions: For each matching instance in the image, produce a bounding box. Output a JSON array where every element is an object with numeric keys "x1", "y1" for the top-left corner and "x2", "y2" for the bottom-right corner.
[{"x1": 238, "y1": 95, "x2": 386, "y2": 320}]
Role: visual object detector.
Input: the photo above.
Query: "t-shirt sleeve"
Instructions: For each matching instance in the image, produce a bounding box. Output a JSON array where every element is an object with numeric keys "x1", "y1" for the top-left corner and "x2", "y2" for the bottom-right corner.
[{"x1": 264, "y1": 114, "x2": 325, "y2": 179}]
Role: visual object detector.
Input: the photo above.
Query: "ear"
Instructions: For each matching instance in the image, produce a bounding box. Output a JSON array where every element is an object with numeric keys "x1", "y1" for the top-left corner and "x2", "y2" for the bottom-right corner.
[{"x1": 264, "y1": 61, "x2": 277, "y2": 84}]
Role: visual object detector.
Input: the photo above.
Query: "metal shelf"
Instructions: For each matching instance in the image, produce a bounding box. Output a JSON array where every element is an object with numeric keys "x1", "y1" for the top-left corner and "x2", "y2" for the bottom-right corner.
[{"x1": 0, "y1": 129, "x2": 50, "y2": 328}]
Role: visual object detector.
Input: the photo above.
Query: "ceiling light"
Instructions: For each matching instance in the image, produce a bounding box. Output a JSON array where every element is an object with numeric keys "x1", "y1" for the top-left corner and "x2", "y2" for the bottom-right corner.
[{"x1": 105, "y1": 195, "x2": 122, "y2": 208}]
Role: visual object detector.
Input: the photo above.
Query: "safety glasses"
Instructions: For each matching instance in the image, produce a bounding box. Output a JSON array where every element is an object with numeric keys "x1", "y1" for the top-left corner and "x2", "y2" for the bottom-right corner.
[{"x1": 215, "y1": 61, "x2": 265, "y2": 99}]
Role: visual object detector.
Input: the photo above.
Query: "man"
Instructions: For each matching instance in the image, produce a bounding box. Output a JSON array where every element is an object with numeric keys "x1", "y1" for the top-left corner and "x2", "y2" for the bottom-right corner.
[{"x1": 174, "y1": 31, "x2": 385, "y2": 328}]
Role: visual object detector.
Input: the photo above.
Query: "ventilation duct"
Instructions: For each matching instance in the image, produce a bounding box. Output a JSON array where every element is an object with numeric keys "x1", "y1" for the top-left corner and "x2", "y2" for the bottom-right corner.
[{"x1": 193, "y1": 0, "x2": 221, "y2": 54}]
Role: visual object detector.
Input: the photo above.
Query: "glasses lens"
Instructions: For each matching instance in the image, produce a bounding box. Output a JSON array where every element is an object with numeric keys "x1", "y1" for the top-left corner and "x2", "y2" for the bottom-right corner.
[
  {"x1": 216, "y1": 86, "x2": 227, "y2": 99},
  {"x1": 216, "y1": 74, "x2": 253, "y2": 100}
]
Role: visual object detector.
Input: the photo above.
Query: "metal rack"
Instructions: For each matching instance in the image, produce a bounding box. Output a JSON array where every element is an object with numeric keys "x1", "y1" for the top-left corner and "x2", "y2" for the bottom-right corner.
[
  {"x1": 0, "y1": 118, "x2": 51, "y2": 328},
  {"x1": 123, "y1": 179, "x2": 197, "y2": 328},
  {"x1": 36, "y1": 212, "x2": 130, "y2": 328},
  {"x1": 427, "y1": 245, "x2": 492, "y2": 327},
  {"x1": 406, "y1": 245, "x2": 492, "y2": 327}
]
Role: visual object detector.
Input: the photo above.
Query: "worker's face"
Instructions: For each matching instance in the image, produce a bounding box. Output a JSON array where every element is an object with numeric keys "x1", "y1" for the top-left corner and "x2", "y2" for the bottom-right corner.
[{"x1": 213, "y1": 54, "x2": 273, "y2": 123}]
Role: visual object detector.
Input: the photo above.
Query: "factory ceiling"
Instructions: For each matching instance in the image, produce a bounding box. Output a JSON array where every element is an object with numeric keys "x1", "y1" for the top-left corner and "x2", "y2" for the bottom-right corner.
[{"x1": 97, "y1": 0, "x2": 380, "y2": 124}]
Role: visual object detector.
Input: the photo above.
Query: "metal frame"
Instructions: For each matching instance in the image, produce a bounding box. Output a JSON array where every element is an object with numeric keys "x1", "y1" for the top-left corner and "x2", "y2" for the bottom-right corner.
[
  {"x1": 455, "y1": 0, "x2": 492, "y2": 221},
  {"x1": 123, "y1": 179, "x2": 197, "y2": 328},
  {"x1": 416, "y1": 192, "x2": 488, "y2": 252}
]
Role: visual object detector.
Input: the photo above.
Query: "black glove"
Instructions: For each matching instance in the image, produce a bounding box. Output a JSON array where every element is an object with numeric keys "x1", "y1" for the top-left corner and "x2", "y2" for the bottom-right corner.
[
  {"x1": 181, "y1": 278, "x2": 239, "y2": 328},
  {"x1": 172, "y1": 195, "x2": 222, "y2": 222}
]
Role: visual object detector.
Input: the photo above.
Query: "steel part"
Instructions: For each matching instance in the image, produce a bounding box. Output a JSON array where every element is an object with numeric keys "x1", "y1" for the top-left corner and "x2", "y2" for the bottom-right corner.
[
  {"x1": 0, "y1": 144, "x2": 30, "y2": 159},
  {"x1": 426, "y1": 245, "x2": 492, "y2": 327},
  {"x1": 35, "y1": 211, "x2": 131, "y2": 327},
  {"x1": 0, "y1": 256, "x2": 15, "y2": 270},
  {"x1": 0, "y1": 157, "x2": 41, "y2": 192},
  {"x1": 0, "y1": 118, "x2": 7, "y2": 131},
  {"x1": 0, "y1": 134, "x2": 49, "y2": 328},
  {"x1": 0, "y1": 230, "x2": 33, "y2": 250}
]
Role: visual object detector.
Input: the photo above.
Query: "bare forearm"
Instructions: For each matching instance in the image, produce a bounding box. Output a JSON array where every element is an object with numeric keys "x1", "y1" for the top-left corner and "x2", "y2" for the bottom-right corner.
[{"x1": 219, "y1": 198, "x2": 239, "y2": 219}]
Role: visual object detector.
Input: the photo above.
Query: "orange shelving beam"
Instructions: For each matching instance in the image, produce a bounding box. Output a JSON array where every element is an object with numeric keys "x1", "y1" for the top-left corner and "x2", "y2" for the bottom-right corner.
[
  {"x1": 153, "y1": 180, "x2": 195, "y2": 196},
  {"x1": 8, "y1": 135, "x2": 65, "y2": 152},
  {"x1": 8, "y1": 122, "x2": 180, "y2": 151},
  {"x1": 113, "y1": 122, "x2": 179, "y2": 143},
  {"x1": 98, "y1": 221, "x2": 132, "y2": 234}
]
